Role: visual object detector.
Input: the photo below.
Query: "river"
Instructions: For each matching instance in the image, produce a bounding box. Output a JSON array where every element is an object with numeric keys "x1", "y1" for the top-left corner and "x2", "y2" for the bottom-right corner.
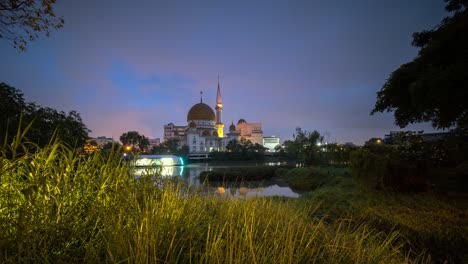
[{"x1": 133, "y1": 162, "x2": 300, "y2": 198}]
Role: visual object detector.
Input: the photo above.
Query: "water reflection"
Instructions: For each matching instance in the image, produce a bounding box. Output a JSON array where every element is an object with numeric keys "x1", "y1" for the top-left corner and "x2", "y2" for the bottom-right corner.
[
  {"x1": 133, "y1": 166, "x2": 184, "y2": 178},
  {"x1": 133, "y1": 163, "x2": 299, "y2": 198},
  {"x1": 214, "y1": 184, "x2": 299, "y2": 198}
]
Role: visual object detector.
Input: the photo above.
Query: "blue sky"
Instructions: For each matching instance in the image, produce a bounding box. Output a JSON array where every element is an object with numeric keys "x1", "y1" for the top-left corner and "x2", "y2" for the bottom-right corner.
[{"x1": 0, "y1": 0, "x2": 447, "y2": 144}]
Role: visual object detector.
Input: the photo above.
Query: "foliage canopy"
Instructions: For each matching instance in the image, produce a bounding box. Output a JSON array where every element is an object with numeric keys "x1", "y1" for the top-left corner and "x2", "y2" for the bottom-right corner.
[
  {"x1": 372, "y1": 0, "x2": 468, "y2": 130},
  {"x1": 0, "y1": 82, "x2": 90, "y2": 152},
  {"x1": 0, "y1": 0, "x2": 64, "y2": 51},
  {"x1": 119, "y1": 131, "x2": 150, "y2": 152},
  {"x1": 283, "y1": 127, "x2": 324, "y2": 166}
]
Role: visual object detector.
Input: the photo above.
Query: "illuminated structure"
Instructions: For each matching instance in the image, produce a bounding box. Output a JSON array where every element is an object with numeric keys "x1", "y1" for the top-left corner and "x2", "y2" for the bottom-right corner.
[
  {"x1": 163, "y1": 80, "x2": 263, "y2": 153},
  {"x1": 225, "y1": 122, "x2": 240, "y2": 142},
  {"x1": 184, "y1": 94, "x2": 220, "y2": 152},
  {"x1": 132, "y1": 155, "x2": 184, "y2": 177},
  {"x1": 133, "y1": 155, "x2": 184, "y2": 166},
  {"x1": 263, "y1": 136, "x2": 280, "y2": 152},
  {"x1": 163, "y1": 81, "x2": 226, "y2": 153},
  {"x1": 215, "y1": 77, "x2": 224, "y2": 138},
  {"x1": 237, "y1": 119, "x2": 263, "y2": 145}
]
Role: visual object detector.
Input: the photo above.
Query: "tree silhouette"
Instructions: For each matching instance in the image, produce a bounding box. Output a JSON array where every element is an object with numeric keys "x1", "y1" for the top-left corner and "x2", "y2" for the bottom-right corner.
[
  {"x1": 0, "y1": 0, "x2": 64, "y2": 51},
  {"x1": 372, "y1": 0, "x2": 468, "y2": 130}
]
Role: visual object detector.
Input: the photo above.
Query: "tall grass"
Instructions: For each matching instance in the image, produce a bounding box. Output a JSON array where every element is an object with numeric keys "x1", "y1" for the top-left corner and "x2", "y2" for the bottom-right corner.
[
  {"x1": 298, "y1": 169, "x2": 468, "y2": 264},
  {"x1": 0, "y1": 142, "x2": 428, "y2": 263}
]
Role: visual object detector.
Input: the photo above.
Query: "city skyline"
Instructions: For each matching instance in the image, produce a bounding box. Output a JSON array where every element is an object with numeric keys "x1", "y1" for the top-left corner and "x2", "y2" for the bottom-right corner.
[{"x1": 0, "y1": 0, "x2": 448, "y2": 145}]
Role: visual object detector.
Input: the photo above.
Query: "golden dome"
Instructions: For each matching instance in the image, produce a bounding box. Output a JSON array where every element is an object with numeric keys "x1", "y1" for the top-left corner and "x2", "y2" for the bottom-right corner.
[
  {"x1": 187, "y1": 103, "x2": 216, "y2": 122},
  {"x1": 229, "y1": 122, "x2": 236, "y2": 131}
]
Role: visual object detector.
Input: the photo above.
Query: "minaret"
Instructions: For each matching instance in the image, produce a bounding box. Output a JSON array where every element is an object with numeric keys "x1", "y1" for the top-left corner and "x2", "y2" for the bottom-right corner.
[{"x1": 215, "y1": 76, "x2": 224, "y2": 138}]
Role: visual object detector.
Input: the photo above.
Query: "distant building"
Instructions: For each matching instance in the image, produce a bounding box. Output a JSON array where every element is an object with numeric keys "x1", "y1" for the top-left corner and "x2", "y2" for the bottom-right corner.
[
  {"x1": 383, "y1": 131, "x2": 450, "y2": 144},
  {"x1": 237, "y1": 119, "x2": 263, "y2": 145},
  {"x1": 263, "y1": 136, "x2": 280, "y2": 152},
  {"x1": 163, "y1": 123, "x2": 186, "y2": 143},
  {"x1": 420, "y1": 132, "x2": 451, "y2": 142},
  {"x1": 91, "y1": 136, "x2": 114, "y2": 146},
  {"x1": 225, "y1": 122, "x2": 240, "y2": 144},
  {"x1": 148, "y1": 138, "x2": 161, "y2": 149}
]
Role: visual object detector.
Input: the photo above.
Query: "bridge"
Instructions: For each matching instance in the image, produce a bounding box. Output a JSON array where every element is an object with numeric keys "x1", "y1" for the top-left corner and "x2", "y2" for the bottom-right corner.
[{"x1": 188, "y1": 152, "x2": 212, "y2": 161}]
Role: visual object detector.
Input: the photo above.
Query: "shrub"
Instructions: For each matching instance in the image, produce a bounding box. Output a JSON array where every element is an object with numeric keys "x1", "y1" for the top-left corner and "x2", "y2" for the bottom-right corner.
[{"x1": 350, "y1": 145, "x2": 429, "y2": 192}]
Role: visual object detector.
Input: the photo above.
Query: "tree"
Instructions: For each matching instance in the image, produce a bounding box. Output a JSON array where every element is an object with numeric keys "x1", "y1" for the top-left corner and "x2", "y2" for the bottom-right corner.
[
  {"x1": 0, "y1": 82, "x2": 27, "y2": 143},
  {"x1": 372, "y1": 0, "x2": 468, "y2": 130},
  {"x1": 177, "y1": 145, "x2": 189, "y2": 157},
  {"x1": 161, "y1": 138, "x2": 181, "y2": 154},
  {"x1": 0, "y1": 0, "x2": 64, "y2": 51},
  {"x1": 220, "y1": 138, "x2": 265, "y2": 160},
  {"x1": 284, "y1": 127, "x2": 324, "y2": 166},
  {"x1": 150, "y1": 138, "x2": 188, "y2": 157},
  {"x1": 225, "y1": 139, "x2": 241, "y2": 152},
  {"x1": 101, "y1": 141, "x2": 121, "y2": 152},
  {"x1": 29, "y1": 107, "x2": 89, "y2": 148},
  {"x1": 139, "y1": 135, "x2": 149, "y2": 153},
  {"x1": 364, "y1": 138, "x2": 383, "y2": 146},
  {"x1": 119, "y1": 131, "x2": 150, "y2": 152},
  {"x1": 1, "y1": 83, "x2": 90, "y2": 151}
]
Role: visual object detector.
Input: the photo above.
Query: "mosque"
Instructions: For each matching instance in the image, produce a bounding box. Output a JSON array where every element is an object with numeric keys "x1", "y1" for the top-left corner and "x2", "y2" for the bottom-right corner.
[{"x1": 163, "y1": 79, "x2": 261, "y2": 153}]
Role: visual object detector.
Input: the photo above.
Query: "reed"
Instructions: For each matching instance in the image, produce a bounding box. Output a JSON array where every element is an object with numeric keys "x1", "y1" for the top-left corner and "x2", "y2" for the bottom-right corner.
[{"x1": 0, "y1": 142, "x2": 428, "y2": 263}]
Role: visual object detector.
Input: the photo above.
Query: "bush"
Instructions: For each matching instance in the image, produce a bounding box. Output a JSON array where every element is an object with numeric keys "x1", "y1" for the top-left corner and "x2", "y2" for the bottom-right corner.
[
  {"x1": 350, "y1": 145, "x2": 429, "y2": 192},
  {"x1": 350, "y1": 146, "x2": 392, "y2": 189},
  {"x1": 275, "y1": 167, "x2": 345, "y2": 192}
]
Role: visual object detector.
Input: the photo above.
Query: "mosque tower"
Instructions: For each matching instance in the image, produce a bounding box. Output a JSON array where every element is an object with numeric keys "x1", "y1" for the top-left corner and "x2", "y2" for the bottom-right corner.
[{"x1": 215, "y1": 76, "x2": 224, "y2": 138}]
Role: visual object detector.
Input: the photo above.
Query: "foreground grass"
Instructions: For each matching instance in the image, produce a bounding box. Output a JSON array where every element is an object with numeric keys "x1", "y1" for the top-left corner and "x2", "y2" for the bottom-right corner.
[
  {"x1": 279, "y1": 167, "x2": 468, "y2": 264},
  {"x1": 0, "y1": 144, "x2": 426, "y2": 263}
]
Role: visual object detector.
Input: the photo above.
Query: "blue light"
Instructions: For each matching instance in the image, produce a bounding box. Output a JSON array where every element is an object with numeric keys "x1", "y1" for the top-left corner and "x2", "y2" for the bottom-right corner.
[{"x1": 179, "y1": 157, "x2": 184, "y2": 166}]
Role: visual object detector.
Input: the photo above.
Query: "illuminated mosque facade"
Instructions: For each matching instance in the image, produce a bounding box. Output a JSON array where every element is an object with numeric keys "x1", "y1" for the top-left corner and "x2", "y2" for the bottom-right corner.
[{"x1": 164, "y1": 79, "x2": 252, "y2": 153}]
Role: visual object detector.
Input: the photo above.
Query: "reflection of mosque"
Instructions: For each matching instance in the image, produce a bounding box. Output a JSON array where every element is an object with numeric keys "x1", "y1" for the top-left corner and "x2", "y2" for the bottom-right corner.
[
  {"x1": 134, "y1": 165, "x2": 298, "y2": 198},
  {"x1": 133, "y1": 162, "x2": 299, "y2": 198}
]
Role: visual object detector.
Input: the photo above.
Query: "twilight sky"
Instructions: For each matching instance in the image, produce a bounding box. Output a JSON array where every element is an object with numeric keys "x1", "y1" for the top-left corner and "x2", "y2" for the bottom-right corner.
[{"x1": 0, "y1": 0, "x2": 447, "y2": 145}]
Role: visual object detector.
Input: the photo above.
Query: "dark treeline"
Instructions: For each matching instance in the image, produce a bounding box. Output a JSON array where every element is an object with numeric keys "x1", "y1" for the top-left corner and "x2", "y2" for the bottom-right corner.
[{"x1": 1, "y1": 83, "x2": 90, "y2": 156}]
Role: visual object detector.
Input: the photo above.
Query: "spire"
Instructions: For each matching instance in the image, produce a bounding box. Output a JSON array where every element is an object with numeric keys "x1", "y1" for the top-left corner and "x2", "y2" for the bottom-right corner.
[
  {"x1": 215, "y1": 75, "x2": 224, "y2": 138},
  {"x1": 216, "y1": 75, "x2": 222, "y2": 105},
  {"x1": 200, "y1": 91, "x2": 203, "y2": 103}
]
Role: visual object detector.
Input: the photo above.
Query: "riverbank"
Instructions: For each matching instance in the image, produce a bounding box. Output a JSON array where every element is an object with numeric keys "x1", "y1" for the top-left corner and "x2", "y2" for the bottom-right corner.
[
  {"x1": 277, "y1": 167, "x2": 468, "y2": 263},
  {"x1": 198, "y1": 164, "x2": 468, "y2": 263},
  {"x1": 1, "y1": 144, "x2": 466, "y2": 263}
]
